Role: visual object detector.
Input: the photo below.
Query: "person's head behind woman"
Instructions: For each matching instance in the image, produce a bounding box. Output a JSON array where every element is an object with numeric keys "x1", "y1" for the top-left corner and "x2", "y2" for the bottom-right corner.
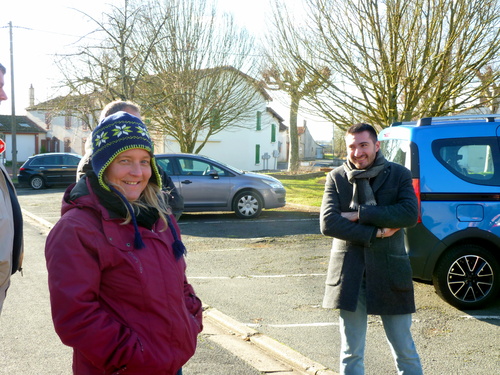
[{"x1": 99, "y1": 100, "x2": 141, "y2": 122}]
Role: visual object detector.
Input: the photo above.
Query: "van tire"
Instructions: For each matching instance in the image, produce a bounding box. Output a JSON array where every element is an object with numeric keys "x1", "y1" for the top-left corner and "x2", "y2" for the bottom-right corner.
[{"x1": 433, "y1": 244, "x2": 500, "y2": 309}]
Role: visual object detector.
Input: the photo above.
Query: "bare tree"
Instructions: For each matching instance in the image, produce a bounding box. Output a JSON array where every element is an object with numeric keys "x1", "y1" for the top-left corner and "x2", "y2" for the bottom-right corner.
[
  {"x1": 136, "y1": 0, "x2": 264, "y2": 153},
  {"x1": 477, "y1": 66, "x2": 500, "y2": 113},
  {"x1": 263, "y1": 0, "x2": 331, "y2": 172},
  {"x1": 54, "y1": 0, "x2": 169, "y2": 128},
  {"x1": 299, "y1": 0, "x2": 500, "y2": 130},
  {"x1": 54, "y1": 0, "x2": 264, "y2": 153}
]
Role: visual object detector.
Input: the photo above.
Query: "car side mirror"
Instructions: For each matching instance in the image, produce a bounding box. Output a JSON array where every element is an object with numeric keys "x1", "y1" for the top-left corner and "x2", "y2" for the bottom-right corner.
[{"x1": 208, "y1": 170, "x2": 219, "y2": 179}]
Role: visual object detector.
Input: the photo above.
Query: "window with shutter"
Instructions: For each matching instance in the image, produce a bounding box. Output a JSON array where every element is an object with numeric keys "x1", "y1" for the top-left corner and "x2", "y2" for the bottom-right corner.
[{"x1": 255, "y1": 144, "x2": 261, "y2": 164}]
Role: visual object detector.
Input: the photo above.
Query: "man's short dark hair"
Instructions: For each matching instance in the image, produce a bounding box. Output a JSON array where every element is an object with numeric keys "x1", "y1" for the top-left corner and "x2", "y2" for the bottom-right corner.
[
  {"x1": 0, "y1": 63, "x2": 6, "y2": 75},
  {"x1": 346, "y1": 123, "x2": 378, "y2": 143}
]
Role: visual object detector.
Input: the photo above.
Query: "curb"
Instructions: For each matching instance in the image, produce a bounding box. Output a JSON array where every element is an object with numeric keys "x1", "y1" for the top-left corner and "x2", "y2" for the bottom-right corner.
[
  {"x1": 204, "y1": 305, "x2": 338, "y2": 375},
  {"x1": 21, "y1": 208, "x2": 54, "y2": 229}
]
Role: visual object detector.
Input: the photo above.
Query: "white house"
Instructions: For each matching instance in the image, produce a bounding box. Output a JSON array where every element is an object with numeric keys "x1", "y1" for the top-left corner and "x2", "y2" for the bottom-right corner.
[
  {"x1": 162, "y1": 105, "x2": 287, "y2": 171},
  {"x1": 0, "y1": 114, "x2": 46, "y2": 163},
  {"x1": 26, "y1": 103, "x2": 94, "y2": 157},
  {"x1": 24, "y1": 67, "x2": 290, "y2": 171},
  {"x1": 298, "y1": 121, "x2": 323, "y2": 160}
]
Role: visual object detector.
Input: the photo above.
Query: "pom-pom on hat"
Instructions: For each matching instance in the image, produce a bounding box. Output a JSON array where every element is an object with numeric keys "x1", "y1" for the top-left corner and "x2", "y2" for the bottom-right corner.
[{"x1": 91, "y1": 111, "x2": 162, "y2": 192}]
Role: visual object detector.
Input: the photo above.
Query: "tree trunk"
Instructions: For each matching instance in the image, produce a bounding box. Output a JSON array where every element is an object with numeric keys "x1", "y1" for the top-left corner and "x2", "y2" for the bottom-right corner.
[{"x1": 288, "y1": 97, "x2": 300, "y2": 172}]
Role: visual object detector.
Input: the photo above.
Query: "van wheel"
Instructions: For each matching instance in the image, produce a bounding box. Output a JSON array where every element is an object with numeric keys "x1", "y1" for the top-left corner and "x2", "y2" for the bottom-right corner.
[
  {"x1": 433, "y1": 244, "x2": 500, "y2": 309},
  {"x1": 30, "y1": 176, "x2": 45, "y2": 190},
  {"x1": 233, "y1": 191, "x2": 263, "y2": 219}
]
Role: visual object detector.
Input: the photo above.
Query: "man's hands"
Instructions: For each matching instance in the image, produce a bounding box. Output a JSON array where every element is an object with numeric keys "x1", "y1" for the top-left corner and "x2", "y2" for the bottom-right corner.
[
  {"x1": 341, "y1": 211, "x2": 400, "y2": 238},
  {"x1": 377, "y1": 227, "x2": 400, "y2": 238}
]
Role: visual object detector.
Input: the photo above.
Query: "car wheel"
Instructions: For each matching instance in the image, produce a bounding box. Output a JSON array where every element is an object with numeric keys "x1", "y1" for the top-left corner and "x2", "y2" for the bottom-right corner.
[
  {"x1": 433, "y1": 244, "x2": 500, "y2": 309},
  {"x1": 30, "y1": 176, "x2": 45, "y2": 190},
  {"x1": 233, "y1": 190, "x2": 263, "y2": 219}
]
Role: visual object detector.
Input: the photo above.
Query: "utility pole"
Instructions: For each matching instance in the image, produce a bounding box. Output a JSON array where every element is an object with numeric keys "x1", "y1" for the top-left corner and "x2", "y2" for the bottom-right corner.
[{"x1": 9, "y1": 21, "x2": 17, "y2": 178}]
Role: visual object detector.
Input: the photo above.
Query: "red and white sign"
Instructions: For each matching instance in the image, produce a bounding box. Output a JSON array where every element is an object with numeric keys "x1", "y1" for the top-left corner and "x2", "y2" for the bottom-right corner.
[{"x1": 0, "y1": 138, "x2": 5, "y2": 154}]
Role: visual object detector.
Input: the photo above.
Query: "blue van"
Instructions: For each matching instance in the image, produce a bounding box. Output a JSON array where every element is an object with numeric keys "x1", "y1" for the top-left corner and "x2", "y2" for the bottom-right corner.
[{"x1": 378, "y1": 114, "x2": 500, "y2": 309}]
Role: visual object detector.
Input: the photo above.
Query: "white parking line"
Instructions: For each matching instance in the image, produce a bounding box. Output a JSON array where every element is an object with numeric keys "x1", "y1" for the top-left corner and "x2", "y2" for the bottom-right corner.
[
  {"x1": 189, "y1": 273, "x2": 326, "y2": 280},
  {"x1": 460, "y1": 315, "x2": 500, "y2": 320},
  {"x1": 178, "y1": 218, "x2": 318, "y2": 225},
  {"x1": 22, "y1": 209, "x2": 54, "y2": 229},
  {"x1": 247, "y1": 322, "x2": 339, "y2": 328}
]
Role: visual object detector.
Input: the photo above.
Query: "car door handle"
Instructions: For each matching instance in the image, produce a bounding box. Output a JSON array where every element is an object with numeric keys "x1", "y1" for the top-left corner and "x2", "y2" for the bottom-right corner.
[{"x1": 181, "y1": 180, "x2": 193, "y2": 184}]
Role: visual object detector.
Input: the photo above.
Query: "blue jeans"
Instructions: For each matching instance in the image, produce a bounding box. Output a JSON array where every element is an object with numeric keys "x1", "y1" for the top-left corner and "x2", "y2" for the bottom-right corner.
[
  {"x1": 176, "y1": 369, "x2": 182, "y2": 375},
  {"x1": 339, "y1": 281, "x2": 423, "y2": 375}
]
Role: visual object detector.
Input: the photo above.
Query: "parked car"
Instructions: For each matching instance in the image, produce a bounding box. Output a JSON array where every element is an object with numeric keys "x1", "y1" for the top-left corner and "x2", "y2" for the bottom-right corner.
[
  {"x1": 155, "y1": 153, "x2": 286, "y2": 219},
  {"x1": 378, "y1": 114, "x2": 500, "y2": 309},
  {"x1": 17, "y1": 152, "x2": 82, "y2": 190}
]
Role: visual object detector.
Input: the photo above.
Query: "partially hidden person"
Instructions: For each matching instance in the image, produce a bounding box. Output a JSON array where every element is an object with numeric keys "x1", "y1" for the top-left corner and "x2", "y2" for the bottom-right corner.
[
  {"x1": 45, "y1": 111, "x2": 202, "y2": 374},
  {"x1": 320, "y1": 123, "x2": 423, "y2": 375},
  {"x1": 0, "y1": 62, "x2": 24, "y2": 315}
]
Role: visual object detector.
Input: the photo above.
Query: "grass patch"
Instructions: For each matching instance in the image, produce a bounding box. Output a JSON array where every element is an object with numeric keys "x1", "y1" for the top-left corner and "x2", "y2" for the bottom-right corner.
[{"x1": 278, "y1": 175, "x2": 326, "y2": 207}]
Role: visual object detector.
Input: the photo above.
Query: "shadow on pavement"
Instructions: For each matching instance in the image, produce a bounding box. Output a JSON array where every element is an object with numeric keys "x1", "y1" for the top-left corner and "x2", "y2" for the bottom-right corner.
[{"x1": 178, "y1": 209, "x2": 321, "y2": 239}]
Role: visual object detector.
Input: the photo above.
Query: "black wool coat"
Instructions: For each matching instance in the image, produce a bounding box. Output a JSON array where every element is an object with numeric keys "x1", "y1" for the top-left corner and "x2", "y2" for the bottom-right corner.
[{"x1": 320, "y1": 160, "x2": 418, "y2": 315}]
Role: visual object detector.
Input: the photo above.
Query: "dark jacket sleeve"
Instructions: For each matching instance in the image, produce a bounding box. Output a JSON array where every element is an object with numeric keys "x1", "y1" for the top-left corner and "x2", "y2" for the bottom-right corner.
[
  {"x1": 320, "y1": 164, "x2": 418, "y2": 247},
  {"x1": 158, "y1": 166, "x2": 184, "y2": 214},
  {"x1": 320, "y1": 169, "x2": 376, "y2": 247},
  {"x1": 358, "y1": 164, "x2": 418, "y2": 229}
]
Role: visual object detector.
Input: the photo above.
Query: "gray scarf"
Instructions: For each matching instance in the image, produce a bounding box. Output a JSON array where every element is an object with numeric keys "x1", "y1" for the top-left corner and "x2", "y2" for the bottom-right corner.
[{"x1": 343, "y1": 151, "x2": 386, "y2": 210}]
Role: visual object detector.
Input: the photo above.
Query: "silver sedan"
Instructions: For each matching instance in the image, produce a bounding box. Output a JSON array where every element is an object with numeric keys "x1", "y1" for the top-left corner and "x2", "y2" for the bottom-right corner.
[{"x1": 156, "y1": 153, "x2": 286, "y2": 219}]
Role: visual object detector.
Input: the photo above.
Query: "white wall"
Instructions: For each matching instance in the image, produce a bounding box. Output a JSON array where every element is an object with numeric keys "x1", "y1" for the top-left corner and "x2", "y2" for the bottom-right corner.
[
  {"x1": 163, "y1": 105, "x2": 283, "y2": 171},
  {"x1": 3, "y1": 134, "x2": 36, "y2": 162},
  {"x1": 29, "y1": 111, "x2": 92, "y2": 156},
  {"x1": 300, "y1": 125, "x2": 320, "y2": 160}
]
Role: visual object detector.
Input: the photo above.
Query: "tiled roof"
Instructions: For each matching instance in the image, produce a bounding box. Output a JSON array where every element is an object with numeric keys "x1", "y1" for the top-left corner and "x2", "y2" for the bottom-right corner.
[{"x1": 0, "y1": 115, "x2": 47, "y2": 134}]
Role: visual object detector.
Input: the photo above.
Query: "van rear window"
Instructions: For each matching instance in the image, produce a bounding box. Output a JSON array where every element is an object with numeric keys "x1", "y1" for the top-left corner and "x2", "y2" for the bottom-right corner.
[{"x1": 432, "y1": 138, "x2": 498, "y2": 185}]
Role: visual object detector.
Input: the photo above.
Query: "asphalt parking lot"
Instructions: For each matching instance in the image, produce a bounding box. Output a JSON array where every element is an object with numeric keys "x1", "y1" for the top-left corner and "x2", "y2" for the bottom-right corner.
[{"x1": 3, "y1": 187, "x2": 500, "y2": 374}]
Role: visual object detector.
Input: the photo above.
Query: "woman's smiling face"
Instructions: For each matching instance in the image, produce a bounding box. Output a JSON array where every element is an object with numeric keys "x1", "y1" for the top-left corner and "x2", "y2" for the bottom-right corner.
[{"x1": 104, "y1": 148, "x2": 152, "y2": 201}]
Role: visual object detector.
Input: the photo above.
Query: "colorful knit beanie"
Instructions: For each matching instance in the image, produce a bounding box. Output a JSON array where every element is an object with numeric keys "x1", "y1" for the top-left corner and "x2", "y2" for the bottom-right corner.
[{"x1": 91, "y1": 111, "x2": 162, "y2": 191}]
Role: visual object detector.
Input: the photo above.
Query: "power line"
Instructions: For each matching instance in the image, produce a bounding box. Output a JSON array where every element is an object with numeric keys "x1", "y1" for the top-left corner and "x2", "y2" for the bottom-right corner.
[{"x1": 0, "y1": 24, "x2": 101, "y2": 41}]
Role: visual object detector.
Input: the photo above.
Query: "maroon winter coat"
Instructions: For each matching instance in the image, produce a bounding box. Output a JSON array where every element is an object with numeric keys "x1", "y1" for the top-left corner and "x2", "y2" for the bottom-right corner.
[{"x1": 45, "y1": 179, "x2": 202, "y2": 375}]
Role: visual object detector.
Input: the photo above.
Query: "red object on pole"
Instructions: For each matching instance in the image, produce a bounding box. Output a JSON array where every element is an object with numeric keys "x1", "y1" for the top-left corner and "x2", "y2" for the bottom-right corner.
[{"x1": 0, "y1": 138, "x2": 5, "y2": 154}]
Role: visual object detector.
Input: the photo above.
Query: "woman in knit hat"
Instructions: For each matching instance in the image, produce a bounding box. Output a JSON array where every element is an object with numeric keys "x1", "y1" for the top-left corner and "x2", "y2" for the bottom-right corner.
[{"x1": 45, "y1": 111, "x2": 202, "y2": 375}]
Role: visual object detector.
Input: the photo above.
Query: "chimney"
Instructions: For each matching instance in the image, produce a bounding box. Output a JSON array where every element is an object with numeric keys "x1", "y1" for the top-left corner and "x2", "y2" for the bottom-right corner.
[{"x1": 29, "y1": 84, "x2": 34, "y2": 107}]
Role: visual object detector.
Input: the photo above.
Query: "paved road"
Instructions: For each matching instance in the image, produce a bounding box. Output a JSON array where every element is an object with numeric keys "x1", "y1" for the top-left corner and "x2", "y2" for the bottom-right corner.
[
  {"x1": 3, "y1": 187, "x2": 500, "y2": 374},
  {"x1": 1, "y1": 188, "x2": 331, "y2": 375}
]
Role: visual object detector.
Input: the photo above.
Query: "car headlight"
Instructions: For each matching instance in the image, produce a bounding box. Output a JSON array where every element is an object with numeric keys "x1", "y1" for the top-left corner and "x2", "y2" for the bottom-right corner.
[{"x1": 261, "y1": 179, "x2": 283, "y2": 189}]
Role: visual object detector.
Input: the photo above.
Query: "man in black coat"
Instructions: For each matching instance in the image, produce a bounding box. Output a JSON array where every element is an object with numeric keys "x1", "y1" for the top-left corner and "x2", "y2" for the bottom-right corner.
[{"x1": 320, "y1": 123, "x2": 423, "y2": 375}]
